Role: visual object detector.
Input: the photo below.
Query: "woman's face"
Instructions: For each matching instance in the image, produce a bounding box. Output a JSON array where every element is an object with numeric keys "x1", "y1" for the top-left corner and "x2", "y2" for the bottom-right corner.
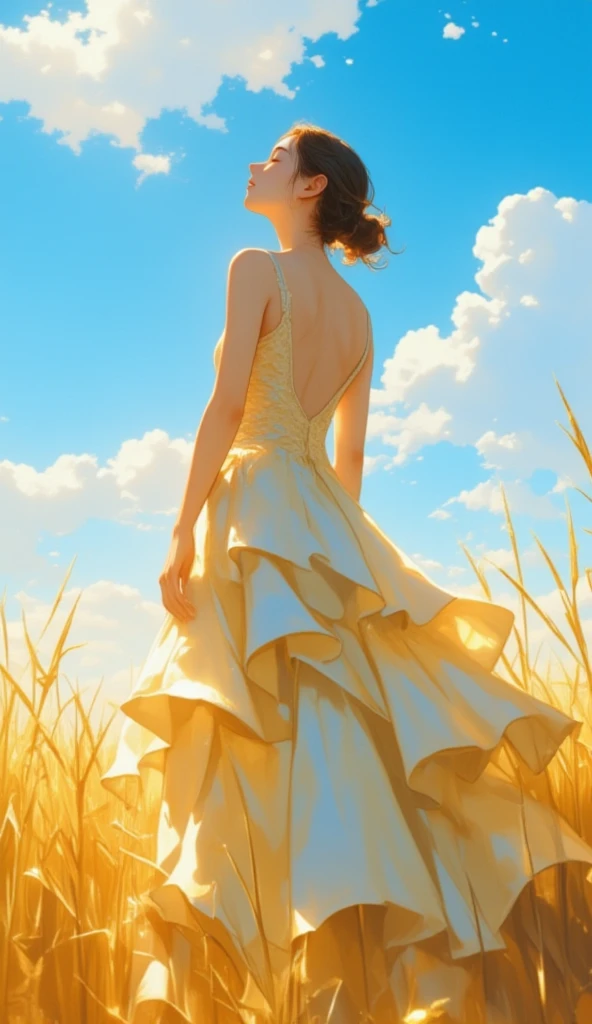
[{"x1": 244, "y1": 135, "x2": 298, "y2": 212}]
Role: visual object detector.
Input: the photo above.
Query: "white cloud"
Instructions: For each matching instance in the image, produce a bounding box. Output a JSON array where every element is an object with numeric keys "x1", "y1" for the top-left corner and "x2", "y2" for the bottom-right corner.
[
  {"x1": 550, "y1": 475, "x2": 576, "y2": 494},
  {"x1": 367, "y1": 403, "x2": 453, "y2": 466},
  {"x1": 428, "y1": 508, "x2": 452, "y2": 521},
  {"x1": 362, "y1": 452, "x2": 391, "y2": 475},
  {"x1": 0, "y1": 0, "x2": 360, "y2": 165},
  {"x1": 367, "y1": 187, "x2": 592, "y2": 510},
  {"x1": 443, "y1": 22, "x2": 465, "y2": 40},
  {"x1": 477, "y1": 544, "x2": 541, "y2": 572},
  {"x1": 474, "y1": 430, "x2": 522, "y2": 471},
  {"x1": 0, "y1": 428, "x2": 194, "y2": 574},
  {"x1": 442, "y1": 478, "x2": 563, "y2": 519},
  {"x1": 370, "y1": 318, "x2": 483, "y2": 409},
  {"x1": 132, "y1": 151, "x2": 171, "y2": 184}
]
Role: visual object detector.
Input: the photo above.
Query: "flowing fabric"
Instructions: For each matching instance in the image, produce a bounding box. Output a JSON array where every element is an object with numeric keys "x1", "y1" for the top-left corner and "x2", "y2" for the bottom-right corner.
[{"x1": 101, "y1": 250, "x2": 592, "y2": 1023}]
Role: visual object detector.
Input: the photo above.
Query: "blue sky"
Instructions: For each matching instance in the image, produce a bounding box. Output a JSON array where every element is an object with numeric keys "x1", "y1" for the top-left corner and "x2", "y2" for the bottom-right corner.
[{"x1": 1, "y1": 0, "x2": 591, "y2": 717}]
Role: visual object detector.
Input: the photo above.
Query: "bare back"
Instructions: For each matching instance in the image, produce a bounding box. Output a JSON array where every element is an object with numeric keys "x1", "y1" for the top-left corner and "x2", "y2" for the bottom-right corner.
[{"x1": 259, "y1": 250, "x2": 371, "y2": 423}]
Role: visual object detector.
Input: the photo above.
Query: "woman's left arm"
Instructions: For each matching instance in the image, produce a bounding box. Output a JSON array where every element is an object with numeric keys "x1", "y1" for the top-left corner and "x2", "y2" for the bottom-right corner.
[{"x1": 159, "y1": 248, "x2": 270, "y2": 620}]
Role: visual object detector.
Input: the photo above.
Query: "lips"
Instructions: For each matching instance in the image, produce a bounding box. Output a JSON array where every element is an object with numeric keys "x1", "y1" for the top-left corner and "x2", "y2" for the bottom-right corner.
[{"x1": 247, "y1": 179, "x2": 255, "y2": 186}]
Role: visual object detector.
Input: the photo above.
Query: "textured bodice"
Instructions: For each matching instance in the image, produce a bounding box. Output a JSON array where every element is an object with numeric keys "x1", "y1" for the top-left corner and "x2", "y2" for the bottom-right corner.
[{"x1": 213, "y1": 250, "x2": 371, "y2": 473}]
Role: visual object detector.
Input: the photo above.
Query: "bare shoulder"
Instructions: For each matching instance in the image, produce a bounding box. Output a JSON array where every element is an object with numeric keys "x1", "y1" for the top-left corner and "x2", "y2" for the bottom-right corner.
[
  {"x1": 223, "y1": 249, "x2": 274, "y2": 305},
  {"x1": 229, "y1": 247, "x2": 273, "y2": 270}
]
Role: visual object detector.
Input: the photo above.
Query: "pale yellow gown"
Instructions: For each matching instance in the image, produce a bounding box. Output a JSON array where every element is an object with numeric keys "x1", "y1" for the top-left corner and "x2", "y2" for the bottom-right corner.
[{"x1": 101, "y1": 251, "x2": 592, "y2": 1023}]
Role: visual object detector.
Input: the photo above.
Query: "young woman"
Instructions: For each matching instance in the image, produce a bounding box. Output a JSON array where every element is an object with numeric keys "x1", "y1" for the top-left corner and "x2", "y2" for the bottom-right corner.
[{"x1": 101, "y1": 123, "x2": 592, "y2": 1023}]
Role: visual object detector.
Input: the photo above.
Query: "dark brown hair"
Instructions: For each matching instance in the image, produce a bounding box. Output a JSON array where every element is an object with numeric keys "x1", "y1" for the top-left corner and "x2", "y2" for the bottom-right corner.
[{"x1": 284, "y1": 121, "x2": 403, "y2": 269}]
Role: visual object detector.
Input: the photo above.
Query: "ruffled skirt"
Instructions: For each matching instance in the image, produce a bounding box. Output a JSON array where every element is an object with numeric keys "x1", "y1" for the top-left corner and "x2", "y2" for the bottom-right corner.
[{"x1": 100, "y1": 447, "x2": 592, "y2": 1022}]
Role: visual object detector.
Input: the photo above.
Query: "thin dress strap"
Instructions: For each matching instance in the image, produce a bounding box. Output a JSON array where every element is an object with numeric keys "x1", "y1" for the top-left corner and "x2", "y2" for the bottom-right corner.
[
  {"x1": 265, "y1": 250, "x2": 290, "y2": 314},
  {"x1": 332, "y1": 305, "x2": 372, "y2": 404}
]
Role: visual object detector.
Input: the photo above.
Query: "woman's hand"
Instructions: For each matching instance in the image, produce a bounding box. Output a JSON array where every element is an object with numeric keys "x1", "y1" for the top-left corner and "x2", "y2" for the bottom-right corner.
[{"x1": 159, "y1": 525, "x2": 196, "y2": 622}]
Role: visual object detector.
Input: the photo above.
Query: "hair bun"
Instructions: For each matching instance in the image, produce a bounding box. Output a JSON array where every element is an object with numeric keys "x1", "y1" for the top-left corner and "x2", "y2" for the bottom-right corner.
[
  {"x1": 284, "y1": 121, "x2": 405, "y2": 268},
  {"x1": 340, "y1": 209, "x2": 392, "y2": 265}
]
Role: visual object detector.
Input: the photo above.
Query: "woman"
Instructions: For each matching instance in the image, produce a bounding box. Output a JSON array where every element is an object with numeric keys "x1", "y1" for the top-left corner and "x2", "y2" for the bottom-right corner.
[{"x1": 101, "y1": 123, "x2": 592, "y2": 1023}]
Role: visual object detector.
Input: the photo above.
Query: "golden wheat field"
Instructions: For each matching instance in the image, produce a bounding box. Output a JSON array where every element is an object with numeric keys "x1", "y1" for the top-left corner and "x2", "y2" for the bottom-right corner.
[{"x1": 2, "y1": 381, "x2": 592, "y2": 1024}]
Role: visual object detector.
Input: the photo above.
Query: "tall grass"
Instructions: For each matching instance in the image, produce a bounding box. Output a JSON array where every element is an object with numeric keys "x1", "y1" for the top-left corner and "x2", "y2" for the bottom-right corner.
[{"x1": 1, "y1": 380, "x2": 592, "y2": 1024}]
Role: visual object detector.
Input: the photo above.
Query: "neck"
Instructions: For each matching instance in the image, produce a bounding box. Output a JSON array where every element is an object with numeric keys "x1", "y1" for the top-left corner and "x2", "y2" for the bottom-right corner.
[{"x1": 271, "y1": 217, "x2": 329, "y2": 261}]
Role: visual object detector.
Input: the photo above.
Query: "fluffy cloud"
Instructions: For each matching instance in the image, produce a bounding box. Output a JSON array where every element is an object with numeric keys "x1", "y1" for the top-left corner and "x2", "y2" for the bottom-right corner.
[
  {"x1": 0, "y1": 429, "x2": 193, "y2": 574},
  {"x1": 367, "y1": 403, "x2": 453, "y2": 465},
  {"x1": 0, "y1": 0, "x2": 361, "y2": 174},
  {"x1": 133, "y1": 151, "x2": 172, "y2": 184},
  {"x1": 368, "y1": 188, "x2": 592, "y2": 502},
  {"x1": 442, "y1": 477, "x2": 564, "y2": 519},
  {"x1": 443, "y1": 22, "x2": 465, "y2": 41}
]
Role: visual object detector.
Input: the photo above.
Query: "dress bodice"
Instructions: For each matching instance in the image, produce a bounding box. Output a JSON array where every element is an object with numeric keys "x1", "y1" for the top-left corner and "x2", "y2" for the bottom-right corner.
[{"x1": 213, "y1": 250, "x2": 372, "y2": 471}]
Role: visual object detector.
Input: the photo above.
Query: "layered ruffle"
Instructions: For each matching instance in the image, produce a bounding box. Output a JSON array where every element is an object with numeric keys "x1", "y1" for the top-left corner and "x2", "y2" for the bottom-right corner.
[{"x1": 100, "y1": 447, "x2": 592, "y2": 1021}]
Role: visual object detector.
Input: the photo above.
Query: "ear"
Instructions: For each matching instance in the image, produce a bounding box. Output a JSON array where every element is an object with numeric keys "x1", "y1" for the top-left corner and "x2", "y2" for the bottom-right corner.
[{"x1": 305, "y1": 173, "x2": 328, "y2": 197}]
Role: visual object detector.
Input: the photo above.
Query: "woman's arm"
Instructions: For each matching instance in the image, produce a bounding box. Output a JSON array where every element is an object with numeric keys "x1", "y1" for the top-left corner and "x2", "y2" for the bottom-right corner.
[
  {"x1": 332, "y1": 321, "x2": 374, "y2": 502},
  {"x1": 173, "y1": 248, "x2": 271, "y2": 534}
]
